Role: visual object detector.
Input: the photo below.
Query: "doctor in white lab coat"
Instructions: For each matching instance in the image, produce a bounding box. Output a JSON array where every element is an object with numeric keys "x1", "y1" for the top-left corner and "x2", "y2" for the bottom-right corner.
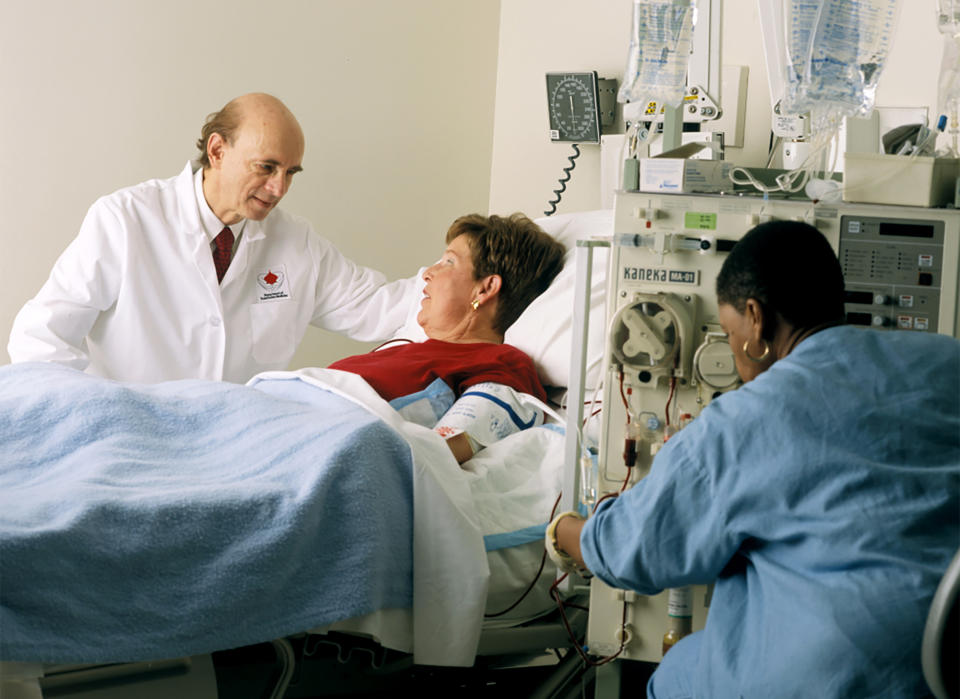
[{"x1": 8, "y1": 93, "x2": 415, "y2": 383}]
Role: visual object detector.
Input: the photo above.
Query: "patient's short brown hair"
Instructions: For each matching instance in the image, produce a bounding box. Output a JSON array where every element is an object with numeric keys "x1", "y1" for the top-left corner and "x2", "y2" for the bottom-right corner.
[{"x1": 446, "y1": 213, "x2": 566, "y2": 335}]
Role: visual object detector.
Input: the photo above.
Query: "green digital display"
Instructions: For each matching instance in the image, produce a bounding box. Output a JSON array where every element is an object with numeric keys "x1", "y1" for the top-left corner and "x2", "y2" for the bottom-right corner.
[{"x1": 684, "y1": 212, "x2": 717, "y2": 230}]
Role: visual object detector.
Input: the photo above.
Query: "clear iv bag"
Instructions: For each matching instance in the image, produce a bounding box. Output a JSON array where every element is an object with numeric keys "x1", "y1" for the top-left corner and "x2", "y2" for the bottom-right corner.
[
  {"x1": 937, "y1": 0, "x2": 960, "y2": 155},
  {"x1": 939, "y1": 34, "x2": 960, "y2": 116},
  {"x1": 618, "y1": 0, "x2": 696, "y2": 114},
  {"x1": 780, "y1": 0, "x2": 902, "y2": 126}
]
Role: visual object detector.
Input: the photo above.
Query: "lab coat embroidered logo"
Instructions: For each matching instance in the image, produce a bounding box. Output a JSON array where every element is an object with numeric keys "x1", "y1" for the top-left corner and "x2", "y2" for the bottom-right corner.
[
  {"x1": 256, "y1": 265, "x2": 290, "y2": 303},
  {"x1": 258, "y1": 270, "x2": 283, "y2": 289}
]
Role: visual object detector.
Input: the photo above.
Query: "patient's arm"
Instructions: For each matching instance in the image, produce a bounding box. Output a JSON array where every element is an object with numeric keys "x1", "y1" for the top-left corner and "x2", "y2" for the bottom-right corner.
[
  {"x1": 433, "y1": 382, "x2": 544, "y2": 465},
  {"x1": 444, "y1": 432, "x2": 475, "y2": 464}
]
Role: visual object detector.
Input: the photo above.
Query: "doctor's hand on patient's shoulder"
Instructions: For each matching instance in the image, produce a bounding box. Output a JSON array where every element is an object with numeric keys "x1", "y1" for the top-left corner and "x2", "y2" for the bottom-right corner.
[{"x1": 546, "y1": 511, "x2": 590, "y2": 575}]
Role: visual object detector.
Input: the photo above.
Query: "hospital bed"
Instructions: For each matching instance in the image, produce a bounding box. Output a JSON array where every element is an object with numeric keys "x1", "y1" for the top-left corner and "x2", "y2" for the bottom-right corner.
[{"x1": 0, "y1": 210, "x2": 614, "y2": 699}]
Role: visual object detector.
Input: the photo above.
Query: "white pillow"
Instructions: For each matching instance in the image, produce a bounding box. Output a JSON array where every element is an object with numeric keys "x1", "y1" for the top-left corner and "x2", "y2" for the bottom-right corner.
[
  {"x1": 505, "y1": 210, "x2": 612, "y2": 389},
  {"x1": 393, "y1": 209, "x2": 613, "y2": 389}
]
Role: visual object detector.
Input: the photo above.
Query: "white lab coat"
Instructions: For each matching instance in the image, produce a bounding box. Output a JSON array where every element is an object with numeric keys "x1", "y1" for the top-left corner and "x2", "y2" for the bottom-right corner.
[{"x1": 8, "y1": 162, "x2": 417, "y2": 383}]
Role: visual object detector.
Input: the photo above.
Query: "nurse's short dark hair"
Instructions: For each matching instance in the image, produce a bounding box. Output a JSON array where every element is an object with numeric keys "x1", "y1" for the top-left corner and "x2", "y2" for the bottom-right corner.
[
  {"x1": 447, "y1": 213, "x2": 566, "y2": 335},
  {"x1": 195, "y1": 100, "x2": 244, "y2": 169},
  {"x1": 716, "y1": 220, "x2": 845, "y2": 330}
]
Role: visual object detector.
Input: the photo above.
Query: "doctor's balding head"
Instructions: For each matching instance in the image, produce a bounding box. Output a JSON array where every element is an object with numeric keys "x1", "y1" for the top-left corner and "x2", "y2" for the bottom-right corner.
[{"x1": 197, "y1": 93, "x2": 305, "y2": 225}]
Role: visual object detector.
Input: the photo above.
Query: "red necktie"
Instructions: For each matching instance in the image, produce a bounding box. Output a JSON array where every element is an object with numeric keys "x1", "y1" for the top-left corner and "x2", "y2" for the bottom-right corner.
[{"x1": 213, "y1": 226, "x2": 234, "y2": 283}]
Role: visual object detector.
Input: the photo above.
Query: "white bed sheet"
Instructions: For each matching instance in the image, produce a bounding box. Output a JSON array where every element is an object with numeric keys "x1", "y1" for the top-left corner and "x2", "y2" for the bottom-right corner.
[{"x1": 251, "y1": 368, "x2": 564, "y2": 666}]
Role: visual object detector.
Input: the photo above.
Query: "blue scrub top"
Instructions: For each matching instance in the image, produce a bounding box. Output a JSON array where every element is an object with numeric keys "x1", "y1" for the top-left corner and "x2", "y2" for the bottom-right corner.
[{"x1": 581, "y1": 326, "x2": 960, "y2": 698}]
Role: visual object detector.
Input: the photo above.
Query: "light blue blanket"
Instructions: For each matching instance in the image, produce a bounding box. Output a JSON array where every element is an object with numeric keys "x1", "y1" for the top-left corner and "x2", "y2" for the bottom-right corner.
[{"x1": 0, "y1": 362, "x2": 414, "y2": 663}]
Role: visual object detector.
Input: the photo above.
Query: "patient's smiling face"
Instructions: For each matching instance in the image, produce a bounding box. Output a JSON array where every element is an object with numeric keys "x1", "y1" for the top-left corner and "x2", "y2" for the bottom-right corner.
[{"x1": 417, "y1": 235, "x2": 482, "y2": 340}]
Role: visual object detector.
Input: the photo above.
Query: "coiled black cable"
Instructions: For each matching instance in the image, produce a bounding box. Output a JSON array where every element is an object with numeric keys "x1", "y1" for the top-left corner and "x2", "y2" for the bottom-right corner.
[{"x1": 543, "y1": 143, "x2": 581, "y2": 216}]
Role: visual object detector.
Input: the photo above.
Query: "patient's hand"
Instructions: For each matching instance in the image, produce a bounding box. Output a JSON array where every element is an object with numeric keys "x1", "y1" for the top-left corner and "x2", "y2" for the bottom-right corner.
[
  {"x1": 434, "y1": 425, "x2": 476, "y2": 464},
  {"x1": 444, "y1": 432, "x2": 474, "y2": 464}
]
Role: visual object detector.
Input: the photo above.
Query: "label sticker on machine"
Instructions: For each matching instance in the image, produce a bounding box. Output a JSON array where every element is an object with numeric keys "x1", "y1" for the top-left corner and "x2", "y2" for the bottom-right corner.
[{"x1": 622, "y1": 266, "x2": 699, "y2": 285}]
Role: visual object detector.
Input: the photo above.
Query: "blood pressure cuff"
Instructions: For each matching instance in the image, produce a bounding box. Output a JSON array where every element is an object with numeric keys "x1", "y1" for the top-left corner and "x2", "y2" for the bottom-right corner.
[
  {"x1": 389, "y1": 379, "x2": 545, "y2": 455},
  {"x1": 434, "y1": 382, "x2": 544, "y2": 450}
]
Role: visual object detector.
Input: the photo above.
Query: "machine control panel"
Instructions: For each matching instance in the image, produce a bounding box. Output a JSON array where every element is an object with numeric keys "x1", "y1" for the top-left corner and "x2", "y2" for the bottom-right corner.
[{"x1": 839, "y1": 215, "x2": 945, "y2": 333}]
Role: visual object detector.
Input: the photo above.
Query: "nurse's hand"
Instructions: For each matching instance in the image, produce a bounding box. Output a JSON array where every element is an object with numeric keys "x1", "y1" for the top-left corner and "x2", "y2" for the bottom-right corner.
[{"x1": 545, "y1": 511, "x2": 590, "y2": 575}]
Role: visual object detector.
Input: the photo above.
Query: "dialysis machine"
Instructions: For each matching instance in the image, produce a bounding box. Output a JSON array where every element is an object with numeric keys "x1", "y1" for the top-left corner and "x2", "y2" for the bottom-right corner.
[{"x1": 578, "y1": 190, "x2": 960, "y2": 663}]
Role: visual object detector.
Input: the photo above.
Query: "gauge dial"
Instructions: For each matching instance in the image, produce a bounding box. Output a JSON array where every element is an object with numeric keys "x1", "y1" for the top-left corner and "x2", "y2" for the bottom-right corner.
[{"x1": 546, "y1": 72, "x2": 601, "y2": 143}]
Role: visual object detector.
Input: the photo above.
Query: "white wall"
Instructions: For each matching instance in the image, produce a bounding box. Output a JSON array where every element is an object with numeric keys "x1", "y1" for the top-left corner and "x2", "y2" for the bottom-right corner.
[
  {"x1": 489, "y1": 0, "x2": 632, "y2": 218},
  {"x1": 488, "y1": 0, "x2": 946, "y2": 216},
  {"x1": 0, "y1": 0, "x2": 501, "y2": 369}
]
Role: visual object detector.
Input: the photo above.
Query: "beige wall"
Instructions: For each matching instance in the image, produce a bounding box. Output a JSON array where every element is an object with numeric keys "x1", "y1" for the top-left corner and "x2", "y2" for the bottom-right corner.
[
  {"x1": 0, "y1": 0, "x2": 501, "y2": 368},
  {"x1": 488, "y1": 0, "x2": 946, "y2": 215}
]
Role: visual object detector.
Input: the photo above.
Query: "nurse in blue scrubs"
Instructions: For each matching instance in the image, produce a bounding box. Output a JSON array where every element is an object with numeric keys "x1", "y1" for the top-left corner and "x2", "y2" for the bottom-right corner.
[{"x1": 549, "y1": 220, "x2": 960, "y2": 698}]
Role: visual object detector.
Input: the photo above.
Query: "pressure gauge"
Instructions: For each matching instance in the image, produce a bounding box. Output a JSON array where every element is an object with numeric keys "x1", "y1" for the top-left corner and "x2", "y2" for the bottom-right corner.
[{"x1": 546, "y1": 72, "x2": 601, "y2": 143}]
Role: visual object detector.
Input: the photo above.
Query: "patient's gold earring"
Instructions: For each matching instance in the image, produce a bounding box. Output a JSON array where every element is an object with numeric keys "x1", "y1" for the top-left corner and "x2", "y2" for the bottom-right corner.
[{"x1": 471, "y1": 299, "x2": 480, "y2": 311}]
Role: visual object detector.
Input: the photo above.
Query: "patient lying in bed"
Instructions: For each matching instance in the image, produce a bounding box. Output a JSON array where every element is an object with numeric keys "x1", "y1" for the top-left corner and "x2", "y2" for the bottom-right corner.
[
  {"x1": 328, "y1": 212, "x2": 565, "y2": 463},
  {"x1": 0, "y1": 211, "x2": 569, "y2": 668}
]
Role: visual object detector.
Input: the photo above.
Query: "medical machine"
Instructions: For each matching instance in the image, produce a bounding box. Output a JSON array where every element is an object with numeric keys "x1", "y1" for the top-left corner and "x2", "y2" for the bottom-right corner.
[{"x1": 577, "y1": 191, "x2": 960, "y2": 664}]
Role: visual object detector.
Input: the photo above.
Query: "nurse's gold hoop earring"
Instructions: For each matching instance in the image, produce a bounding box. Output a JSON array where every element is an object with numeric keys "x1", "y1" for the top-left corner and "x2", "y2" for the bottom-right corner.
[{"x1": 743, "y1": 339, "x2": 770, "y2": 363}]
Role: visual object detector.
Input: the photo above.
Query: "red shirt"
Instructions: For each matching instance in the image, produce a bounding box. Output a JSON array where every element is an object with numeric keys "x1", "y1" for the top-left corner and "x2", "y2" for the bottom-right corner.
[{"x1": 327, "y1": 339, "x2": 546, "y2": 402}]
